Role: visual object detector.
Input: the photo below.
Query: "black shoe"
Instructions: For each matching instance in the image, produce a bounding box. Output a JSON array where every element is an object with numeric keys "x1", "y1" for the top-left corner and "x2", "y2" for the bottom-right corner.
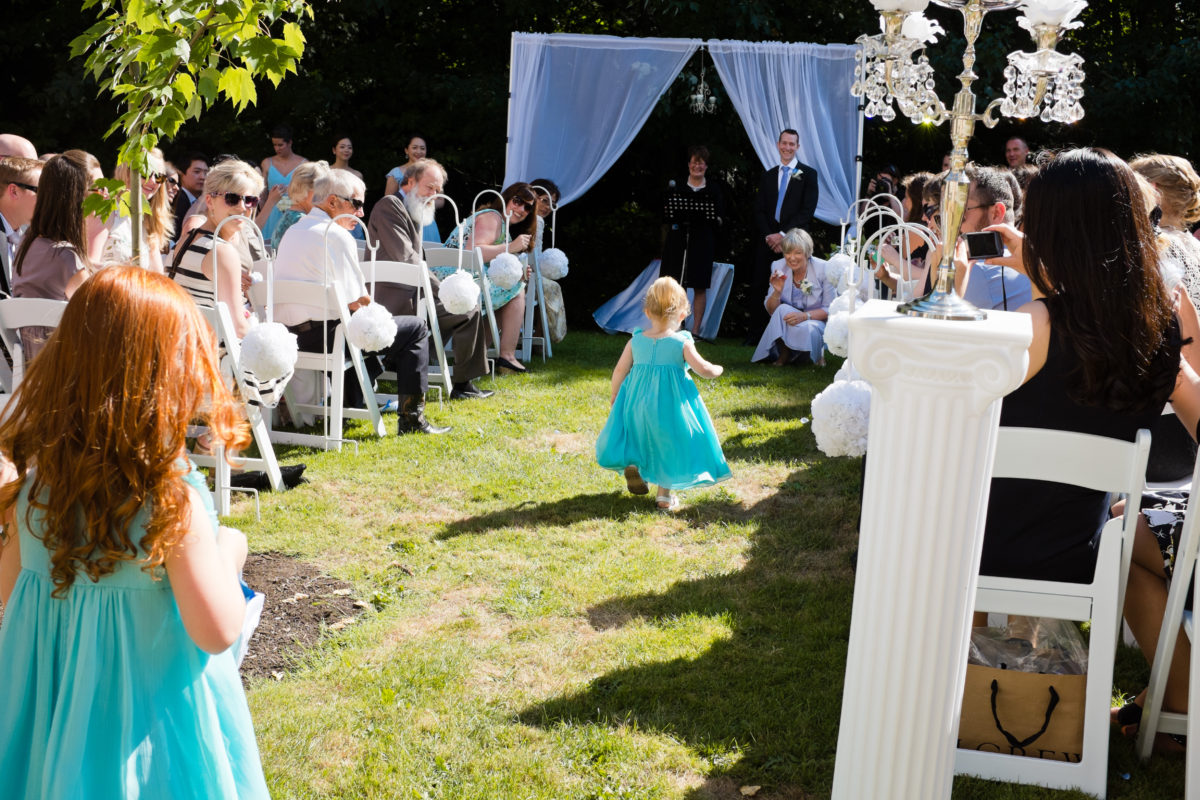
[
  {"x1": 450, "y1": 381, "x2": 495, "y2": 400},
  {"x1": 495, "y1": 356, "x2": 528, "y2": 374},
  {"x1": 397, "y1": 395, "x2": 451, "y2": 435}
]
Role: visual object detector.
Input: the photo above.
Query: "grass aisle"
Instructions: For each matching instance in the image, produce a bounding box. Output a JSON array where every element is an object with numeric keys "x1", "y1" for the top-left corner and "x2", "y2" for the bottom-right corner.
[{"x1": 229, "y1": 332, "x2": 1181, "y2": 800}]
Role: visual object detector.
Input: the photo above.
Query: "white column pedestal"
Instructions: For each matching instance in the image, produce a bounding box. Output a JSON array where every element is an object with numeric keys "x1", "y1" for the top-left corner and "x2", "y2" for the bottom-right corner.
[{"x1": 831, "y1": 300, "x2": 1031, "y2": 800}]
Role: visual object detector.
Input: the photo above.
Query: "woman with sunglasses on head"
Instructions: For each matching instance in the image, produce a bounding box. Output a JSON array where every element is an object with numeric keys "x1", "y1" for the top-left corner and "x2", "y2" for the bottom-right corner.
[
  {"x1": 101, "y1": 147, "x2": 174, "y2": 271},
  {"x1": 440, "y1": 182, "x2": 537, "y2": 373},
  {"x1": 168, "y1": 159, "x2": 263, "y2": 339}
]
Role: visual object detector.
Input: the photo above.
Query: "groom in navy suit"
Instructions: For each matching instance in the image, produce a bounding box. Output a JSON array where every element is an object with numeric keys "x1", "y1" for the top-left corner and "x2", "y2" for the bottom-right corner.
[{"x1": 749, "y1": 129, "x2": 819, "y2": 340}]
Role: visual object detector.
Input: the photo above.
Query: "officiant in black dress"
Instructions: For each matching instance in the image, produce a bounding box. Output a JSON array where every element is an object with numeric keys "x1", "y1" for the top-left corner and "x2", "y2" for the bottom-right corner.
[{"x1": 662, "y1": 145, "x2": 726, "y2": 336}]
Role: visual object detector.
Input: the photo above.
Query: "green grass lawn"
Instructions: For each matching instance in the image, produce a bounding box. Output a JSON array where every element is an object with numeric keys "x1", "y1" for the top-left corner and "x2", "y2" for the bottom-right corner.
[{"x1": 227, "y1": 331, "x2": 1185, "y2": 800}]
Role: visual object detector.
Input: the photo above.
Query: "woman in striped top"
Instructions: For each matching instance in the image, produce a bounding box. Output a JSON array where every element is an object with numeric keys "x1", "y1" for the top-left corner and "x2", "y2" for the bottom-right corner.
[{"x1": 169, "y1": 160, "x2": 263, "y2": 339}]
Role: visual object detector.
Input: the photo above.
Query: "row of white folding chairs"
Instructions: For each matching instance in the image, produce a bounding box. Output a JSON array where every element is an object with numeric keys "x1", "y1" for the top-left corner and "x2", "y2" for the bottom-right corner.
[{"x1": 0, "y1": 295, "x2": 282, "y2": 517}]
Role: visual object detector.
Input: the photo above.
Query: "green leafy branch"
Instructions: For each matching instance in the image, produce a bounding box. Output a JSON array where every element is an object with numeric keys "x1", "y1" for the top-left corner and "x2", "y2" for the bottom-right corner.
[{"x1": 69, "y1": 0, "x2": 311, "y2": 248}]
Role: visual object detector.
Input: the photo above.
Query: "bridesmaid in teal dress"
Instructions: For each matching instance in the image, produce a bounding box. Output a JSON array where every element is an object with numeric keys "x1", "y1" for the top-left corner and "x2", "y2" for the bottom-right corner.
[
  {"x1": 596, "y1": 276, "x2": 731, "y2": 511},
  {"x1": 439, "y1": 182, "x2": 537, "y2": 373},
  {"x1": 0, "y1": 267, "x2": 269, "y2": 799},
  {"x1": 257, "y1": 123, "x2": 307, "y2": 243}
]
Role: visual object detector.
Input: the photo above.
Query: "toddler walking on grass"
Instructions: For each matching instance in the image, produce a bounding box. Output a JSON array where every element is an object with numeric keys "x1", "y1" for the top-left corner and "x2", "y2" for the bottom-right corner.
[{"x1": 596, "y1": 276, "x2": 731, "y2": 511}]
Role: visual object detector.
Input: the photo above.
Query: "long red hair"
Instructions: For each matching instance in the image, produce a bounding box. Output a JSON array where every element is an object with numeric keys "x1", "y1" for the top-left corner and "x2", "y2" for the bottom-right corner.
[{"x1": 0, "y1": 267, "x2": 250, "y2": 596}]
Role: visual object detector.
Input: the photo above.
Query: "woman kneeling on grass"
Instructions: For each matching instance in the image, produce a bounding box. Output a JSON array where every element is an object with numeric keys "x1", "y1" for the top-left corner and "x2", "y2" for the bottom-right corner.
[{"x1": 0, "y1": 266, "x2": 270, "y2": 799}]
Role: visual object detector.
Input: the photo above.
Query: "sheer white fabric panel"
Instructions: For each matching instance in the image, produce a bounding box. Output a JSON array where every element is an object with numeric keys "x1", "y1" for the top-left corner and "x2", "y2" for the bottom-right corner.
[
  {"x1": 708, "y1": 41, "x2": 861, "y2": 225},
  {"x1": 505, "y1": 33, "x2": 701, "y2": 206}
]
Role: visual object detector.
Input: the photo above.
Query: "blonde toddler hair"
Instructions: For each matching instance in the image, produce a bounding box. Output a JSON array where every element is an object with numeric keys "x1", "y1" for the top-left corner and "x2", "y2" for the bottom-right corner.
[{"x1": 643, "y1": 276, "x2": 690, "y2": 324}]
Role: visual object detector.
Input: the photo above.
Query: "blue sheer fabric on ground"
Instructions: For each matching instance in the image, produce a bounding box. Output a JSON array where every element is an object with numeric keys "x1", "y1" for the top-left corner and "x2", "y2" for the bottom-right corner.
[
  {"x1": 596, "y1": 329, "x2": 731, "y2": 491},
  {"x1": 592, "y1": 259, "x2": 734, "y2": 340},
  {"x1": 0, "y1": 464, "x2": 269, "y2": 800}
]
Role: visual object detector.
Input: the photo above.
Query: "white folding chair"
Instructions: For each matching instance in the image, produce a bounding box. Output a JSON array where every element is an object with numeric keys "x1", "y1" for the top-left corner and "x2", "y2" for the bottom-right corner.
[
  {"x1": 187, "y1": 300, "x2": 287, "y2": 516},
  {"x1": 521, "y1": 244, "x2": 551, "y2": 363},
  {"x1": 1136, "y1": 447, "x2": 1200, "y2": 797},
  {"x1": 955, "y1": 426, "x2": 1152, "y2": 799},
  {"x1": 423, "y1": 245, "x2": 500, "y2": 366},
  {"x1": 246, "y1": 279, "x2": 385, "y2": 451},
  {"x1": 0, "y1": 297, "x2": 69, "y2": 389},
  {"x1": 362, "y1": 259, "x2": 451, "y2": 404}
]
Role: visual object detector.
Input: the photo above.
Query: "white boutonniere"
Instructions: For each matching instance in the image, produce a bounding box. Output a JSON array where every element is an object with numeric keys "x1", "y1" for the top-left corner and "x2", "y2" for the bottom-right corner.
[
  {"x1": 789, "y1": 167, "x2": 804, "y2": 182},
  {"x1": 800, "y1": 278, "x2": 814, "y2": 295}
]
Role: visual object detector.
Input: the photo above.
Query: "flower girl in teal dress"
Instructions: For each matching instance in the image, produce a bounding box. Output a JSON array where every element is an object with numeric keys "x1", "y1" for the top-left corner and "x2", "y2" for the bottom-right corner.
[
  {"x1": 596, "y1": 276, "x2": 732, "y2": 510},
  {"x1": 0, "y1": 267, "x2": 268, "y2": 799}
]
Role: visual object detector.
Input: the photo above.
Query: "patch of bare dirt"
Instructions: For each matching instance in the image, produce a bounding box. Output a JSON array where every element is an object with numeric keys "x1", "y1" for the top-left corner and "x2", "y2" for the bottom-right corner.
[{"x1": 240, "y1": 551, "x2": 367, "y2": 679}]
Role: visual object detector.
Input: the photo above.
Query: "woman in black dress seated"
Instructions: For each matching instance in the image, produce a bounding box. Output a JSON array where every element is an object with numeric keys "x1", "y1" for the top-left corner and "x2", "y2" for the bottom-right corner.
[
  {"x1": 661, "y1": 145, "x2": 725, "y2": 337},
  {"x1": 984, "y1": 147, "x2": 1200, "y2": 746}
]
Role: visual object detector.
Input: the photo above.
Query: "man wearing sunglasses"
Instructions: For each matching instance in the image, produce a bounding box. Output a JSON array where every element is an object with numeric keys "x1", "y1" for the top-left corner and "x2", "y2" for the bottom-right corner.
[
  {"x1": 0, "y1": 157, "x2": 42, "y2": 295},
  {"x1": 367, "y1": 158, "x2": 494, "y2": 401},
  {"x1": 276, "y1": 170, "x2": 448, "y2": 436}
]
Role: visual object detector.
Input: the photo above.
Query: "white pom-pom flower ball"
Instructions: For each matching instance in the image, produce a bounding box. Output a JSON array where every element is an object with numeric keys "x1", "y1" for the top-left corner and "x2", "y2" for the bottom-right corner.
[
  {"x1": 811, "y1": 379, "x2": 872, "y2": 458},
  {"x1": 828, "y1": 291, "x2": 854, "y2": 316},
  {"x1": 239, "y1": 322, "x2": 298, "y2": 382},
  {"x1": 347, "y1": 302, "x2": 398, "y2": 353},
  {"x1": 540, "y1": 248, "x2": 569, "y2": 280},
  {"x1": 440, "y1": 270, "x2": 480, "y2": 315},
  {"x1": 487, "y1": 252, "x2": 524, "y2": 291},
  {"x1": 835, "y1": 359, "x2": 863, "y2": 383},
  {"x1": 825, "y1": 252, "x2": 854, "y2": 288},
  {"x1": 824, "y1": 311, "x2": 851, "y2": 358}
]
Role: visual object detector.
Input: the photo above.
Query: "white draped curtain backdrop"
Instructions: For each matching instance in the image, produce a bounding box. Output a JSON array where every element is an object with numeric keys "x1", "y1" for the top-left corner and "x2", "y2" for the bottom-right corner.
[
  {"x1": 504, "y1": 33, "x2": 702, "y2": 206},
  {"x1": 708, "y1": 40, "x2": 862, "y2": 225}
]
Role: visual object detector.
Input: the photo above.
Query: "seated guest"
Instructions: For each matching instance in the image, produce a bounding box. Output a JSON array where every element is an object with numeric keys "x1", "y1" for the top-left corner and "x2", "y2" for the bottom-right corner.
[
  {"x1": 276, "y1": 170, "x2": 447, "y2": 434},
  {"x1": 0, "y1": 134, "x2": 36, "y2": 159},
  {"x1": 751, "y1": 228, "x2": 829, "y2": 367},
  {"x1": 102, "y1": 147, "x2": 173, "y2": 271},
  {"x1": 171, "y1": 152, "x2": 208, "y2": 238},
  {"x1": 980, "y1": 148, "x2": 1200, "y2": 744},
  {"x1": 0, "y1": 156, "x2": 42, "y2": 294},
  {"x1": 163, "y1": 161, "x2": 181, "y2": 208},
  {"x1": 875, "y1": 171, "x2": 934, "y2": 299},
  {"x1": 955, "y1": 165, "x2": 1032, "y2": 311},
  {"x1": 12, "y1": 152, "x2": 93, "y2": 361},
  {"x1": 271, "y1": 160, "x2": 330, "y2": 252},
  {"x1": 366, "y1": 158, "x2": 493, "y2": 401},
  {"x1": 168, "y1": 159, "x2": 264, "y2": 339},
  {"x1": 530, "y1": 177, "x2": 567, "y2": 343},
  {"x1": 442, "y1": 182, "x2": 536, "y2": 374},
  {"x1": 1131, "y1": 154, "x2": 1200, "y2": 307},
  {"x1": 61, "y1": 149, "x2": 110, "y2": 265}
]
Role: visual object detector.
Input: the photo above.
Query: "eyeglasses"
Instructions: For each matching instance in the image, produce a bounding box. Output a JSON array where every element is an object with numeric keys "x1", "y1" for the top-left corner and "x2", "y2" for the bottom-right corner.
[
  {"x1": 335, "y1": 195, "x2": 365, "y2": 211},
  {"x1": 512, "y1": 199, "x2": 534, "y2": 212},
  {"x1": 149, "y1": 172, "x2": 166, "y2": 183},
  {"x1": 921, "y1": 204, "x2": 937, "y2": 218},
  {"x1": 166, "y1": 176, "x2": 180, "y2": 187},
  {"x1": 964, "y1": 204, "x2": 991, "y2": 212},
  {"x1": 10, "y1": 182, "x2": 37, "y2": 194},
  {"x1": 215, "y1": 192, "x2": 260, "y2": 209}
]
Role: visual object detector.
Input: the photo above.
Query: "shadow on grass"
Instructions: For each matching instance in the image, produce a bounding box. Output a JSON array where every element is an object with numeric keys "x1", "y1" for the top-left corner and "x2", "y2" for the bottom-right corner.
[
  {"x1": 518, "y1": 464, "x2": 863, "y2": 798},
  {"x1": 435, "y1": 491, "x2": 664, "y2": 539}
]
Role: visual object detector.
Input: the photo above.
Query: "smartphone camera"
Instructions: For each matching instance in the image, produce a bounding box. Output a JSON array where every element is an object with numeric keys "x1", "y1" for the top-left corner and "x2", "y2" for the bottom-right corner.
[{"x1": 964, "y1": 231, "x2": 1003, "y2": 260}]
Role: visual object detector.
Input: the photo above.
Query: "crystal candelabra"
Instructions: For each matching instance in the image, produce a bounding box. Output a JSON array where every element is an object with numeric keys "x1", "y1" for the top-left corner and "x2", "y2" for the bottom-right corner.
[{"x1": 851, "y1": 0, "x2": 1088, "y2": 320}]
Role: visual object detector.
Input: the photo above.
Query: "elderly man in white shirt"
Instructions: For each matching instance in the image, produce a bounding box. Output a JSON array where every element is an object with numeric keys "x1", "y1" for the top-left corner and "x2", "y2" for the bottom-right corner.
[{"x1": 274, "y1": 170, "x2": 448, "y2": 435}]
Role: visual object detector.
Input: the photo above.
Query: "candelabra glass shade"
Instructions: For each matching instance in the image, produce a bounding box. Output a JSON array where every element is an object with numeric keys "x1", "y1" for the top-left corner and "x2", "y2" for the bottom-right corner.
[
  {"x1": 852, "y1": 35, "x2": 944, "y2": 124},
  {"x1": 1001, "y1": 49, "x2": 1085, "y2": 123}
]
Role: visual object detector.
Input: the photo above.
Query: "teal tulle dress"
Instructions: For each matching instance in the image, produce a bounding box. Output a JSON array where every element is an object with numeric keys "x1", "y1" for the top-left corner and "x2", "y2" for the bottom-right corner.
[
  {"x1": 596, "y1": 329, "x2": 731, "y2": 490},
  {"x1": 0, "y1": 464, "x2": 270, "y2": 800}
]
